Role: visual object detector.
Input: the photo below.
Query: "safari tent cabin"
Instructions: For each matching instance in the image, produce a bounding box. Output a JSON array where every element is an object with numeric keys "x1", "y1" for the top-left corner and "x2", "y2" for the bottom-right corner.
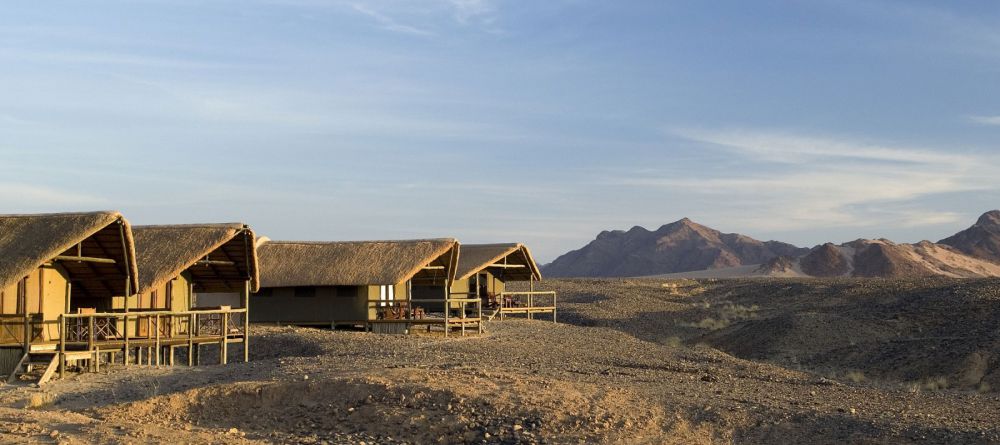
[
  {"x1": 450, "y1": 243, "x2": 555, "y2": 322},
  {"x1": 252, "y1": 239, "x2": 478, "y2": 335},
  {"x1": 0, "y1": 211, "x2": 138, "y2": 381},
  {"x1": 127, "y1": 223, "x2": 259, "y2": 364}
]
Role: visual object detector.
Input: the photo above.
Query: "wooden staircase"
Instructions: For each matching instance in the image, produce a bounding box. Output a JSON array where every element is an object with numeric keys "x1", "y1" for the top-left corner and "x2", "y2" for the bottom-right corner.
[
  {"x1": 485, "y1": 307, "x2": 501, "y2": 321},
  {"x1": 7, "y1": 350, "x2": 59, "y2": 385}
]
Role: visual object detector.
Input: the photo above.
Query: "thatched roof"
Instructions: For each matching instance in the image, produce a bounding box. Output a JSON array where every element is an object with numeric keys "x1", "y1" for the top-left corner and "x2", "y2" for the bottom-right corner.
[
  {"x1": 132, "y1": 223, "x2": 259, "y2": 295},
  {"x1": 257, "y1": 239, "x2": 459, "y2": 288},
  {"x1": 0, "y1": 211, "x2": 138, "y2": 298},
  {"x1": 456, "y1": 243, "x2": 541, "y2": 281}
]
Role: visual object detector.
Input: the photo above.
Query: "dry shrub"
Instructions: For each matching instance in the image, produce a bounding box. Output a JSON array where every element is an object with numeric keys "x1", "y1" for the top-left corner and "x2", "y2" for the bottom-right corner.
[
  {"x1": 845, "y1": 371, "x2": 865, "y2": 383},
  {"x1": 682, "y1": 304, "x2": 759, "y2": 331},
  {"x1": 25, "y1": 392, "x2": 54, "y2": 409},
  {"x1": 908, "y1": 377, "x2": 950, "y2": 392},
  {"x1": 685, "y1": 318, "x2": 730, "y2": 330}
]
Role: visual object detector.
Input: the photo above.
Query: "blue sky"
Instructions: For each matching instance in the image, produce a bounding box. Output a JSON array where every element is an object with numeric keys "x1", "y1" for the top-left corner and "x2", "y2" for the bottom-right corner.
[{"x1": 1, "y1": 0, "x2": 999, "y2": 262}]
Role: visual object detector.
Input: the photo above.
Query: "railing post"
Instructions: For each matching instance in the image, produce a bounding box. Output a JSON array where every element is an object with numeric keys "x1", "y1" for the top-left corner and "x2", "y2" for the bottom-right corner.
[
  {"x1": 243, "y1": 280, "x2": 250, "y2": 363},
  {"x1": 22, "y1": 315, "x2": 30, "y2": 351},
  {"x1": 154, "y1": 314, "x2": 161, "y2": 367},
  {"x1": 528, "y1": 293, "x2": 534, "y2": 320},
  {"x1": 123, "y1": 314, "x2": 130, "y2": 367},
  {"x1": 87, "y1": 316, "x2": 95, "y2": 351},
  {"x1": 187, "y1": 313, "x2": 194, "y2": 366},
  {"x1": 58, "y1": 315, "x2": 65, "y2": 379},
  {"x1": 553, "y1": 292, "x2": 557, "y2": 323},
  {"x1": 220, "y1": 312, "x2": 229, "y2": 365},
  {"x1": 443, "y1": 281, "x2": 449, "y2": 338}
]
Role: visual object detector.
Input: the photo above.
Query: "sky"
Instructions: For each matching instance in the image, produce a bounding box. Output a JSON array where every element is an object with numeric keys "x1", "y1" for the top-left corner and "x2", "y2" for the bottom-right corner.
[{"x1": 1, "y1": 0, "x2": 999, "y2": 263}]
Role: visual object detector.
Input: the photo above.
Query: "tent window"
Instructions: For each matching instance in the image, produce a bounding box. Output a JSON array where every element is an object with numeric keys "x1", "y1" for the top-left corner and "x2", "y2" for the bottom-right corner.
[
  {"x1": 294, "y1": 287, "x2": 316, "y2": 298},
  {"x1": 255, "y1": 288, "x2": 273, "y2": 298},
  {"x1": 379, "y1": 285, "x2": 394, "y2": 307}
]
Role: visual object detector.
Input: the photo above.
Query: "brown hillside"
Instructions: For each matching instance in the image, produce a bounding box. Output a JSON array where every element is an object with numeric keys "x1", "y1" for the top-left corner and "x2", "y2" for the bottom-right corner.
[{"x1": 544, "y1": 218, "x2": 806, "y2": 277}]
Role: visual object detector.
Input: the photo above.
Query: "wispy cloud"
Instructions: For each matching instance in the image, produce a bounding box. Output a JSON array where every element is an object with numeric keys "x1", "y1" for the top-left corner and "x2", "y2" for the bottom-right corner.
[
  {"x1": 346, "y1": 0, "x2": 500, "y2": 35},
  {"x1": 968, "y1": 115, "x2": 1000, "y2": 126},
  {"x1": 617, "y1": 128, "x2": 998, "y2": 232},
  {"x1": 351, "y1": 3, "x2": 434, "y2": 36},
  {"x1": 446, "y1": 0, "x2": 497, "y2": 24},
  {"x1": 670, "y1": 127, "x2": 972, "y2": 166},
  {"x1": 0, "y1": 183, "x2": 107, "y2": 209}
]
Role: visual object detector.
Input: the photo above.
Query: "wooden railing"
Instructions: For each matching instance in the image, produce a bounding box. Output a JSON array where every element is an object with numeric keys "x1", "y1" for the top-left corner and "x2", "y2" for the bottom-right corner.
[
  {"x1": 0, "y1": 314, "x2": 45, "y2": 348},
  {"x1": 496, "y1": 291, "x2": 557, "y2": 322},
  {"x1": 60, "y1": 308, "x2": 248, "y2": 349},
  {"x1": 367, "y1": 297, "x2": 483, "y2": 336}
]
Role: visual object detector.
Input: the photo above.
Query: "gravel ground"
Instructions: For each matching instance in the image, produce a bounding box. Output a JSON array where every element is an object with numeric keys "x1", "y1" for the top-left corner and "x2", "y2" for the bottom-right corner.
[{"x1": 0, "y1": 278, "x2": 999, "y2": 444}]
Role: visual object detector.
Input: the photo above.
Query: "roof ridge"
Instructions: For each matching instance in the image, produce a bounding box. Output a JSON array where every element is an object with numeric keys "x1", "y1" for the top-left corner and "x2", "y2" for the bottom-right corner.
[
  {"x1": 264, "y1": 238, "x2": 458, "y2": 246},
  {"x1": 133, "y1": 223, "x2": 247, "y2": 229},
  {"x1": 0, "y1": 210, "x2": 121, "y2": 218}
]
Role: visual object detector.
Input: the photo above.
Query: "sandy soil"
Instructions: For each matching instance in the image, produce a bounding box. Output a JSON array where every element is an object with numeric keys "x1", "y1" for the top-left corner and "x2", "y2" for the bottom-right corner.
[{"x1": 2, "y1": 278, "x2": 1000, "y2": 444}]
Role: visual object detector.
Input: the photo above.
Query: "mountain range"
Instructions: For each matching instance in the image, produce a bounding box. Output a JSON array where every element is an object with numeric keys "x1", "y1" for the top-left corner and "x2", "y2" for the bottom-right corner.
[{"x1": 543, "y1": 210, "x2": 1000, "y2": 279}]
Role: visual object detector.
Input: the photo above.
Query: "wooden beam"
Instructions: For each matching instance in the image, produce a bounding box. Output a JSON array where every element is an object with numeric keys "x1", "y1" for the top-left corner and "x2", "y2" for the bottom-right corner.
[
  {"x1": 195, "y1": 260, "x2": 236, "y2": 266},
  {"x1": 53, "y1": 255, "x2": 116, "y2": 264},
  {"x1": 487, "y1": 264, "x2": 526, "y2": 268}
]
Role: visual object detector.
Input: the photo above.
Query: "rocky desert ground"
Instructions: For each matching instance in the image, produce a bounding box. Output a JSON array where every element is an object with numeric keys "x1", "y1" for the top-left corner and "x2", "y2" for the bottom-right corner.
[{"x1": 3, "y1": 278, "x2": 1000, "y2": 444}]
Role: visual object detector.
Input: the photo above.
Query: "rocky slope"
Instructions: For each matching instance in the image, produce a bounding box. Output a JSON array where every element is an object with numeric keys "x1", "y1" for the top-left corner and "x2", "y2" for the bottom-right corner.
[
  {"x1": 940, "y1": 210, "x2": 1000, "y2": 264},
  {"x1": 549, "y1": 211, "x2": 1000, "y2": 279},
  {"x1": 740, "y1": 239, "x2": 1000, "y2": 279},
  {"x1": 543, "y1": 218, "x2": 806, "y2": 277}
]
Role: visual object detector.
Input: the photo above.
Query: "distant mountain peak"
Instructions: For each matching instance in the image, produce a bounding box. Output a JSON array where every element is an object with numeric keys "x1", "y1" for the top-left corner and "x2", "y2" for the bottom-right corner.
[
  {"x1": 977, "y1": 210, "x2": 1000, "y2": 227},
  {"x1": 543, "y1": 219, "x2": 806, "y2": 277},
  {"x1": 940, "y1": 210, "x2": 1000, "y2": 264}
]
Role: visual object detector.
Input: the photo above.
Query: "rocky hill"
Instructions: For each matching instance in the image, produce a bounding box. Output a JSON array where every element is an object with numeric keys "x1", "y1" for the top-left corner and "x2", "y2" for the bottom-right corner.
[
  {"x1": 753, "y1": 239, "x2": 1000, "y2": 279},
  {"x1": 543, "y1": 218, "x2": 807, "y2": 277},
  {"x1": 939, "y1": 210, "x2": 1000, "y2": 263},
  {"x1": 547, "y1": 211, "x2": 1000, "y2": 278}
]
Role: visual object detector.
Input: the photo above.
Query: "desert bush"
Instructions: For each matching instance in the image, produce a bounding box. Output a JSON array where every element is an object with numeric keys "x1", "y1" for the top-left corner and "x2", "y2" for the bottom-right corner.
[
  {"x1": 681, "y1": 304, "x2": 759, "y2": 331},
  {"x1": 845, "y1": 371, "x2": 865, "y2": 383},
  {"x1": 664, "y1": 336, "x2": 684, "y2": 348},
  {"x1": 682, "y1": 317, "x2": 730, "y2": 330},
  {"x1": 908, "y1": 377, "x2": 950, "y2": 392},
  {"x1": 25, "y1": 392, "x2": 54, "y2": 409},
  {"x1": 923, "y1": 377, "x2": 949, "y2": 391}
]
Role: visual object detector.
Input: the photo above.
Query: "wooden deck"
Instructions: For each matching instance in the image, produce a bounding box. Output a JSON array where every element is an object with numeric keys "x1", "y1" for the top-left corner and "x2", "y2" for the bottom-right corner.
[
  {"x1": 492, "y1": 291, "x2": 558, "y2": 322},
  {"x1": 3, "y1": 308, "x2": 250, "y2": 384}
]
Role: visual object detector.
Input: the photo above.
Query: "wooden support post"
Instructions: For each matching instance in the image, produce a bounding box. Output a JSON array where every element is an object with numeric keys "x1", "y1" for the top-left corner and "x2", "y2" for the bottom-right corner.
[
  {"x1": 154, "y1": 314, "x2": 161, "y2": 367},
  {"x1": 123, "y1": 314, "x2": 130, "y2": 366},
  {"x1": 95, "y1": 347, "x2": 100, "y2": 373},
  {"x1": 58, "y1": 315, "x2": 66, "y2": 379},
  {"x1": 443, "y1": 278, "x2": 449, "y2": 338},
  {"x1": 88, "y1": 316, "x2": 95, "y2": 350},
  {"x1": 188, "y1": 313, "x2": 195, "y2": 366},
  {"x1": 22, "y1": 314, "x2": 30, "y2": 352},
  {"x1": 553, "y1": 292, "x2": 558, "y2": 323},
  {"x1": 169, "y1": 346, "x2": 175, "y2": 366},
  {"x1": 220, "y1": 312, "x2": 229, "y2": 365},
  {"x1": 243, "y1": 280, "x2": 250, "y2": 363}
]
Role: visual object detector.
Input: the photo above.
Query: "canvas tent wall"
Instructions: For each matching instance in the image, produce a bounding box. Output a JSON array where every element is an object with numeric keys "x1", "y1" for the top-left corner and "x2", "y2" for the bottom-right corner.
[
  {"x1": 251, "y1": 239, "x2": 459, "y2": 328},
  {"x1": 0, "y1": 211, "x2": 138, "y2": 372}
]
